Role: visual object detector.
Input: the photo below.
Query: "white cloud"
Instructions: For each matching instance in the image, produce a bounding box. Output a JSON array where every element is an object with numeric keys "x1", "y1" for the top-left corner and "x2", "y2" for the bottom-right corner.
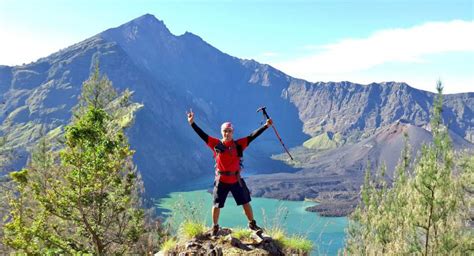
[
  {"x1": 272, "y1": 20, "x2": 474, "y2": 93},
  {"x1": 0, "y1": 22, "x2": 78, "y2": 66}
]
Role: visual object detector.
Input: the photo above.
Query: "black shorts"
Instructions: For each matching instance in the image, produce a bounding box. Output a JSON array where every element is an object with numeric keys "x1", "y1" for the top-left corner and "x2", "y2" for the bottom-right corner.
[{"x1": 213, "y1": 179, "x2": 251, "y2": 208}]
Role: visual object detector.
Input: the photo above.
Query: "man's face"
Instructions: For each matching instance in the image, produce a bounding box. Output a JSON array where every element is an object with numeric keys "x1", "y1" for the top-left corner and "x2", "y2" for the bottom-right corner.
[{"x1": 221, "y1": 128, "x2": 233, "y2": 141}]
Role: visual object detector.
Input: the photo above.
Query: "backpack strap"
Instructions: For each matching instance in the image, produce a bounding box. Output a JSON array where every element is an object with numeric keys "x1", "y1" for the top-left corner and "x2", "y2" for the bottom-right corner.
[
  {"x1": 235, "y1": 141, "x2": 243, "y2": 157},
  {"x1": 214, "y1": 140, "x2": 243, "y2": 158}
]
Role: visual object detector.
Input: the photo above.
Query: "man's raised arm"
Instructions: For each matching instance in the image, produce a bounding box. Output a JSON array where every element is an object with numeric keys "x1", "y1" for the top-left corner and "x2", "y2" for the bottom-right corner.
[
  {"x1": 187, "y1": 109, "x2": 209, "y2": 143},
  {"x1": 247, "y1": 119, "x2": 272, "y2": 144}
]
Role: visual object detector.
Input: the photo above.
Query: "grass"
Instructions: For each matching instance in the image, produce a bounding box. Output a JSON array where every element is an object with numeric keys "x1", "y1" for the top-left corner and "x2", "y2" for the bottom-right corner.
[
  {"x1": 302, "y1": 132, "x2": 338, "y2": 150},
  {"x1": 266, "y1": 227, "x2": 313, "y2": 254},
  {"x1": 266, "y1": 227, "x2": 285, "y2": 242},
  {"x1": 179, "y1": 220, "x2": 206, "y2": 240},
  {"x1": 231, "y1": 227, "x2": 252, "y2": 240},
  {"x1": 160, "y1": 237, "x2": 177, "y2": 252},
  {"x1": 281, "y1": 234, "x2": 314, "y2": 253}
]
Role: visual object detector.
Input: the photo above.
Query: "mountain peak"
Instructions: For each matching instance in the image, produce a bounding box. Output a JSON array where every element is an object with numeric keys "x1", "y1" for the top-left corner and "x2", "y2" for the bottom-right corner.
[
  {"x1": 100, "y1": 13, "x2": 172, "y2": 42},
  {"x1": 129, "y1": 13, "x2": 164, "y2": 27}
]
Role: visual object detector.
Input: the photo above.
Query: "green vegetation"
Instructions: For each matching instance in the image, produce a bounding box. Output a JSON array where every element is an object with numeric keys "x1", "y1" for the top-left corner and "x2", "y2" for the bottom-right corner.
[
  {"x1": 261, "y1": 204, "x2": 314, "y2": 254},
  {"x1": 345, "y1": 81, "x2": 472, "y2": 255},
  {"x1": 231, "y1": 228, "x2": 252, "y2": 240},
  {"x1": 266, "y1": 227, "x2": 313, "y2": 253},
  {"x1": 265, "y1": 227, "x2": 285, "y2": 242},
  {"x1": 281, "y1": 234, "x2": 314, "y2": 253},
  {"x1": 164, "y1": 193, "x2": 207, "y2": 234},
  {"x1": 1, "y1": 64, "x2": 157, "y2": 254},
  {"x1": 302, "y1": 132, "x2": 340, "y2": 151},
  {"x1": 160, "y1": 237, "x2": 177, "y2": 252},
  {"x1": 164, "y1": 194, "x2": 207, "y2": 243},
  {"x1": 0, "y1": 133, "x2": 12, "y2": 254},
  {"x1": 163, "y1": 193, "x2": 314, "y2": 254},
  {"x1": 179, "y1": 220, "x2": 206, "y2": 240}
]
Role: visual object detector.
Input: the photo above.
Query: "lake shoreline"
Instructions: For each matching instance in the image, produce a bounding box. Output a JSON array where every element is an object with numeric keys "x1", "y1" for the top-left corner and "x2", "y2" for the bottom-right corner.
[{"x1": 176, "y1": 176, "x2": 356, "y2": 218}]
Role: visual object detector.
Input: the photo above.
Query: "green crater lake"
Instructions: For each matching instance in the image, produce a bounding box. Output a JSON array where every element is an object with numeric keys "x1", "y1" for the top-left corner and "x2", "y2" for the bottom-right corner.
[{"x1": 157, "y1": 190, "x2": 348, "y2": 255}]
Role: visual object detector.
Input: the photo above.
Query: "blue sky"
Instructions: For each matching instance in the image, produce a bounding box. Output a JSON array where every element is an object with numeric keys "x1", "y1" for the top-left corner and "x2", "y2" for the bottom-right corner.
[{"x1": 0, "y1": 0, "x2": 472, "y2": 93}]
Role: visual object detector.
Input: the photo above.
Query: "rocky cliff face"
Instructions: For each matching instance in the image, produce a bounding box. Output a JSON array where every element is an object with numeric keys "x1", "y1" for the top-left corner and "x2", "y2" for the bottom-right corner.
[
  {"x1": 1, "y1": 14, "x2": 473, "y2": 202},
  {"x1": 286, "y1": 80, "x2": 474, "y2": 144}
]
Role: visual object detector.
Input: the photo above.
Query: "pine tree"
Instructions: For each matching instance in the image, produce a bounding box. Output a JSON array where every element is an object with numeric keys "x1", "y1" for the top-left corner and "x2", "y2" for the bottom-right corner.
[
  {"x1": 345, "y1": 81, "x2": 471, "y2": 255},
  {"x1": 409, "y1": 81, "x2": 468, "y2": 255},
  {"x1": 0, "y1": 133, "x2": 13, "y2": 254},
  {"x1": 3, "y1": 64, "x2": 146, "y2": 254}
]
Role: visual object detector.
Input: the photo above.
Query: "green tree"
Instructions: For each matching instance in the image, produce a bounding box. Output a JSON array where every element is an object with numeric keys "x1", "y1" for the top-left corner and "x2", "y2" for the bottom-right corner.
[
  {"x1": 0, "y1": 125, "x2": 18, "y2": 254},
  {"x1": 345, "y1": 81, "x2": 471, "y2": 255},
  {"x1": 3, "y1": 64, "x2": 146, "y2": 254}
]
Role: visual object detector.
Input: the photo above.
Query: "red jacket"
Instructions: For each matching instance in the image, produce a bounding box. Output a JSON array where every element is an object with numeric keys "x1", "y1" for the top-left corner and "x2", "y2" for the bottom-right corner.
[
  {"x1": 206, "y1": 136, "x2": 248, "y2": 183},
  {"x1": 191, "y1": 122, "x2": 268, "y2": 184}
]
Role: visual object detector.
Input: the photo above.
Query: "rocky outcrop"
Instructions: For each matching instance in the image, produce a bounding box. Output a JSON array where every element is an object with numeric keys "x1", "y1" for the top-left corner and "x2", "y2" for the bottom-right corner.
[{"x1": 156, "y1": 227, "x2": 308, "y2": 256}]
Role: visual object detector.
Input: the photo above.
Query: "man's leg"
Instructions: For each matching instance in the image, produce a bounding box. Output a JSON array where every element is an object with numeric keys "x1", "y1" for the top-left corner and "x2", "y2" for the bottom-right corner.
[
  {"x1": 232, "y1": 180, "x2": 263, "y2": 231},
  {"x1": 243, "y1": 203, "x2": 262, "y2": 231},
  {"x1": 242, "y1": 203, "x2": 254, "y2": 222},
  {"x1": 212, "y1": 181, "x2": 229, "y2": 236},
  {"x1": 212, "y1": 206, "x2": 221, "y2": 226}
]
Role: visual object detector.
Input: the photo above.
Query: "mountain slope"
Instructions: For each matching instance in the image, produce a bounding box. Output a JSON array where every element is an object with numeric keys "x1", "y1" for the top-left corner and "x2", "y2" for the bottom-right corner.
[
  {"x1": 247, "y1": 122, "x2": 474, "y2": 215},
  {"x1": 1, "y1": 14, "x2": 473, "y2": 200}
]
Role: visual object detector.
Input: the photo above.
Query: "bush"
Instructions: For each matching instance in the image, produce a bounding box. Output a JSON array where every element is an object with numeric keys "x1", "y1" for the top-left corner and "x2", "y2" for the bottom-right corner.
[
  {"x1": 266, "y1": 227, "x2": 285, "y2": 243},
  {"x1": 281, "y1": 234, "x2": 314, "y2": 253},
  {"x1": 265, "y1": 226, "x2": 313, "y2": 253},
  {"x1": 160, "y1": 237, "x2": 177, "y2": 252},
  {"x1": 179, "y1": 220, "x2": 206, "y2": 240},
  {"x1": 231, "y1": 228, "x2": 252, "y2": 240}
]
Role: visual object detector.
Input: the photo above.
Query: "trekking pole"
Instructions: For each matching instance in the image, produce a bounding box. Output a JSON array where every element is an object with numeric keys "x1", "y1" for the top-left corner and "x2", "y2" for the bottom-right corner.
[{"x1": 256, "y1": 106, "x2": 294, "y2": 160}]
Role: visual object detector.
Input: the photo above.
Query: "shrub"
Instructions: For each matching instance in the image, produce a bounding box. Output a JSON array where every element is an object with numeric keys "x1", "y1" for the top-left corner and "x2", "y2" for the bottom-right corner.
[
  {"x1": 160, "y1": 237, "x2": 177, "y2": 252},
  {"x1": 179, "y1": 220, "x2": 206, "y2": 240},
  {"x1": 231, "y1": 228, "x2": 252, "y2": 240},
  {"x1": 281, "y1": 234, "x2": 314, "y2": 253}
]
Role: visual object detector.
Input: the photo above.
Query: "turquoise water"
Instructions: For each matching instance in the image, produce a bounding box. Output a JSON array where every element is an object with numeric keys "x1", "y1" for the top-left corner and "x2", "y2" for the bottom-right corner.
[{"x1": 157, "y1": 190, "x2": 348, "y2": 255}]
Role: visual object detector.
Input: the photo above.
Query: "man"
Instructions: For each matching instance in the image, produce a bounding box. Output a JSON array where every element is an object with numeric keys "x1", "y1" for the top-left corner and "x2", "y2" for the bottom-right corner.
[{"x1": 187, "y1": 109, "x2": 272, "y2": 235}]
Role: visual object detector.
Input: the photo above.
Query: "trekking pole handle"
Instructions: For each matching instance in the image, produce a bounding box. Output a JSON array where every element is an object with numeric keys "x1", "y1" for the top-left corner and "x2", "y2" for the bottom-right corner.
[{"x1": 256, "y1": 106, "x2": 270, "y2": 120}]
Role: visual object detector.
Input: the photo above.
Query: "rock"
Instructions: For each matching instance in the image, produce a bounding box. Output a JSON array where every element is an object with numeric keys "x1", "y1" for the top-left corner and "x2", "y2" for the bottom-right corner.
[
  {"x1": 203, "y1": 241, "x2": 214, "y2": 250},
  {"x1": 184, "y1": 239, "x2": 201, "y2": 250},
  {"x1": 219, "y1": 227, "x2": 232, "y2": 237},
  {"x1": 260, "y1": 240, "x2": 284, "y2": 256},
  {"x1": 250, "y1": 232, "x2": 264, "y2": 243},
  {"x1": 206, "y1": 227, "x2": 232, "y2": 238},
  {"x1": 167, "y1": 226, "x2": 289, "y2": 255},
  {"x1": 204, "y1": 242, "x2": 222, "y2": 256},
  {"x1": 260, "y1": 232, "x2": 273, "y2": 242},
  {"x1": 226, "y1": 235, "x2": 247, "y2": 250}
]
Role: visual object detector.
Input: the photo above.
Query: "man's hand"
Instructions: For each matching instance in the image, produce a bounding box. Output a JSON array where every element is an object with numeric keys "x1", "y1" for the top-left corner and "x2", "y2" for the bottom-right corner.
[
  {"x1": 265, "y1": 118, "x2": 273, "y2": 127},
  {"x1": 186, "y1": 109, "x2": 194, "y2": 124}
]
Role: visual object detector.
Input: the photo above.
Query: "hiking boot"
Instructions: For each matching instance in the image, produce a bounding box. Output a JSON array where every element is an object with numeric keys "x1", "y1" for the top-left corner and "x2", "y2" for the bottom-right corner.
[
  {"x1": 248, "y1": 220, "x2": 263, "y2": 232},
  {"x1": 211, "y1": 224, "x2": 219, "y2": 236}
]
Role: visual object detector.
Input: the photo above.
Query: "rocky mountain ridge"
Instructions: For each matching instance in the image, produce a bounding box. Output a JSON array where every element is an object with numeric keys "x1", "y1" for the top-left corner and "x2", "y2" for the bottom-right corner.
[{"x1": 1, "y1": 14, "x2": 473, "y2": 207}]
